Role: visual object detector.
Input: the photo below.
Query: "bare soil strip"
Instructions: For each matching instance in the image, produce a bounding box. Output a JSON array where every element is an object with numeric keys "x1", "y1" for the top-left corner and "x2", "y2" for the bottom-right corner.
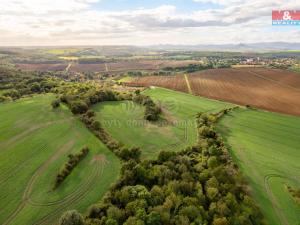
[
  {"x1": 65, "y1": 63, "x2": 72, "y2": 72},
  {"x1": 184, "y1": 74, "x2": 193, "y2": 94}
]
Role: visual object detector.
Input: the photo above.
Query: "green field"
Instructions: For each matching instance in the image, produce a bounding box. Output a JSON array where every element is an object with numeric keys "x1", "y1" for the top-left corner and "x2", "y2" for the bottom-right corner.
[
  {"x1": 217, "y1": 108, "x2": 300, "y2": 225},
  {"x1": 0, "y1": 95, "x2": 120, "y2": 225},
  {"x1": 93, "y1": 87, "x2": 233, "y2": 158}
]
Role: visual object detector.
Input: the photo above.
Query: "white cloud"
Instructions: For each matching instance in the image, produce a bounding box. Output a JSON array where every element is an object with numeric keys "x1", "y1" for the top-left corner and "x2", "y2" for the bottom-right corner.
[
  {"x1": 0, "y1": 0, "x2": 299, "y2": 46},
  {"x1": 193, "y1": 0, "x2": 243, "y2": 5}
]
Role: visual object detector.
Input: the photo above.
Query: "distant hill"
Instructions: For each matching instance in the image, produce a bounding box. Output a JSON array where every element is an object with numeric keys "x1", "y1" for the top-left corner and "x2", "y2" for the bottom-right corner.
[{"x1": 149, "y1": 42, "x2": 300, "y2": 52}]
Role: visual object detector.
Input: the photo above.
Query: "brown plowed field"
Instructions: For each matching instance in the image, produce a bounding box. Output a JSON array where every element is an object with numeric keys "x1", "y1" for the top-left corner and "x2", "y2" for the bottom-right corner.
[
  {"x1": 106, "y1": 60, "x2": 201, "y2": 72},
  {"x1": 69, "y1": 63, "x2": 106, "y2": 72},
  {"x1": 128, "y1": 68, "x2": 300, "y2": 116},
  {"x1": 245, "y1": 68, "x2": 300, "y2": 89},
  {"x1": 16, "y1": 64, "x2": 67, "y2": 72},
  {"x1": 16, "y1": 60, "x2": 202, "y2": 73},
  {"x1": 129, "y1": 75, "x2": 189, "y2": 93}
]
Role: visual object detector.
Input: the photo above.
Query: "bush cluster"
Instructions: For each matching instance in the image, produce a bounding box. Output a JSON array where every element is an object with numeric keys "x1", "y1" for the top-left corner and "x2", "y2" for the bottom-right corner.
[
  {"x1": 61, "y1": 89, "x2": 118, "y2": 114},
  {"x1": 287, "y1": 186, "x2": 300, "y2": 207},
  {"x1": 132, "y1": 93, "x2": 161, "y2": 121},
  {"x1": 51, "y1": 99, "x2": 61, "y2": 108},
  {"x1": 54, "y1": 147, "x2": 89, "y2": 189}
]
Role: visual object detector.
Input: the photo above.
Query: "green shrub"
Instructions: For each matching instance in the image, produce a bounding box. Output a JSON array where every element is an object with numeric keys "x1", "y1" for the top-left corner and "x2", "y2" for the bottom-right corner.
[
  {"x1": 59, "y1": 210, "x2": 85, "y2": 225},
  {"x1": 51, "y1": 99, "x2": 60, "y2": 108},
  {"x1": 70, "y1": 101, "x2": 88, "y2": 114}
]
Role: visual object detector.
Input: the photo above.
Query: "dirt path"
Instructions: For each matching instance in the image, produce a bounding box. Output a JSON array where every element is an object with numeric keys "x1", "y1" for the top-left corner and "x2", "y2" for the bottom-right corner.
[
  {"x1": 65, "y1": 63, "x2": 72, "y2": 72},
  {"x1": 184, "y1": 74, "x2": 193, "y2": 94}
]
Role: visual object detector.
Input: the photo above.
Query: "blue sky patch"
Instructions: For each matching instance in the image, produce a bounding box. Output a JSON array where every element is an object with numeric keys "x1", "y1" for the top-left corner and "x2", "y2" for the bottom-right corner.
[{"x1": 91, "y1": 0, "x2": 222, "y2": 12}]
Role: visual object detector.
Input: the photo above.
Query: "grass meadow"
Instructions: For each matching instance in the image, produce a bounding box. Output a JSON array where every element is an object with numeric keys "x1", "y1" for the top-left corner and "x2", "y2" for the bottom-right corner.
[
  {"x1": 93, "y1": 87, "x2": 233, "y2": 158},
  {"x1": 0, "y1": 95, "x2": 120, "y2": 225},
  {"x1": 217, "y1": 108, "x2": 300, "y2": 225}
]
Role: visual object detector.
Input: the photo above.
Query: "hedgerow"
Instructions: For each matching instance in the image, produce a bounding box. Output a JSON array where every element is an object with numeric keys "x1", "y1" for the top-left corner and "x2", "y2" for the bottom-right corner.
[{"x1": 54, "y1": 147, "x2": 89, "y2": 189}]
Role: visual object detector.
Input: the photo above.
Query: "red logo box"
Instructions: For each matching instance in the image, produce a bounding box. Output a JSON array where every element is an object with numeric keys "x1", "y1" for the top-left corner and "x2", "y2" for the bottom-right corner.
[{"x1": 272, "y1": 10, "x2": 300, "y2": 20}]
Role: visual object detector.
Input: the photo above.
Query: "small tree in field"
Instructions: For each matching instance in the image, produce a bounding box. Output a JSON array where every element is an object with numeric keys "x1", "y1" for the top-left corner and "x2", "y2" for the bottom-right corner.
[
  {"x1": 59, "y1": 210, "x2": 84, "y2": 225},
  {"x1": 51, "y1": 99, "x2": 60, "y2": 108}
]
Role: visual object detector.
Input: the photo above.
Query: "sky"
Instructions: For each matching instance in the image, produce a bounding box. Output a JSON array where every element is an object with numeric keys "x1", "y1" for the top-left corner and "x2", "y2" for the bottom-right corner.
[{"x1": 0, "y1": 0, "x2": 300, "y2": 46}]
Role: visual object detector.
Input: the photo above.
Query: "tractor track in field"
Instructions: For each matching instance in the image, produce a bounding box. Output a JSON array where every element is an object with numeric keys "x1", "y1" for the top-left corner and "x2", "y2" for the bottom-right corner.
[
  {"x1": 3, "y1": 152, "x2": 108, "y2": 225},
  {"x1": 220, "y1": 113, "x2": 299, "y2": 225},
  {"x1": 32, "y1": 157, "x2": 107, "y2": 225},
  {"x1": 264, "y1": 174, "x2": 300, "y2": 225},
  {"x1": 2, "y1": 140, "x2": 75, "y2": 225},
  {"x1": 0, "y1": 142, "x2": 48, "y2": 186},
  {"x1": 264, "y1": 174, "x2": 289, "y2": 225},
  {"x1": 28, "y1": 156, "x2": 107, "y2": 207},
  {"x1": 0, "y1": 118, "x2": 74, "y2": 151},
  {"x1": 248, "y1": 71, "x2": 300, "y2": 92},
  {"x1": 0, "y1": 119, "x2": 75, "y2": 185},
  {"x1": 0, "y1": 124, "x2": 74, "y2": 185}
]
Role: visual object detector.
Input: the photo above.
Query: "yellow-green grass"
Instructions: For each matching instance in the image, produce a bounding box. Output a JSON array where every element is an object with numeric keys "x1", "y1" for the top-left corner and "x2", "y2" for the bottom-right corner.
[
  {"x1": 217, "y1": 108, "x2": 300, "y2": 225},
  {"x1": 59, "y1": 56, "x2": 79, "y2": 61},
  {"x1": 45, "y1": 48, "x2": 80, "y2": 55},
  {"x1": 231, "y1": 65, "x2": 264, "y2": 68},
  {"x1": 0, "y1": 95, "x2": 120, "y2": 225},
  {"x1": 93, "y1": 87, "x2": 233, "y2": 159},
  {"x1": 118, "y1": 76, "x2": 134, "y2": 82}
]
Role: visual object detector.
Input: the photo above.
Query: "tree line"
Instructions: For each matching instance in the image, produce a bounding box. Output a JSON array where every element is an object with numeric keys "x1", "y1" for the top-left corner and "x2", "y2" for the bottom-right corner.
[
  {"x1": 54, "y1": 147, "x2": 89, "y2": 189},
  {"x1": 132, "y1": 90, "x2": 161, "y2": 121},
  {"x1": 0, "y1": 65, "x2": 60, "y2": 102},
  {"x1": 60, "y1": 107, "x2": 265, "y2": 225},
  {"x1": 80, "y1": 110, "x2": 141, "y2": 161}
]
